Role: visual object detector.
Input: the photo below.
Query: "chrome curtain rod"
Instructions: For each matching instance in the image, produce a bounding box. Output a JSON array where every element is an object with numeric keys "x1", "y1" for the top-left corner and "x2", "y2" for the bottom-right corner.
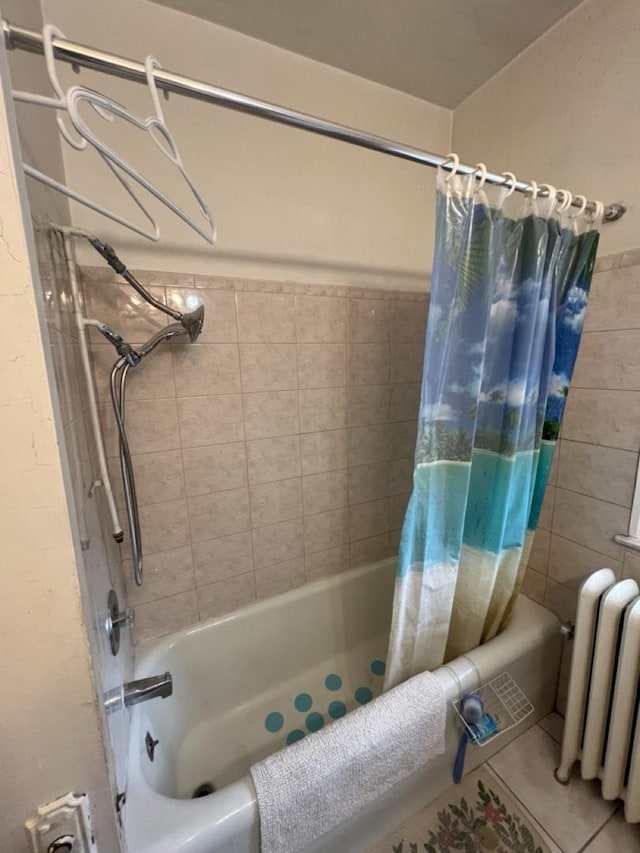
[{"x1": 3, "y1": 19, "x2": 626, "y2": 223}]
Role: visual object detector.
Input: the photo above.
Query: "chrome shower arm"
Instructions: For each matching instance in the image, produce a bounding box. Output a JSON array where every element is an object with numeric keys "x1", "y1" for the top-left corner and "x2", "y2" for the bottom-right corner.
[{"x1": 89, "y1": 237, "x2": 183, "y2": 322}]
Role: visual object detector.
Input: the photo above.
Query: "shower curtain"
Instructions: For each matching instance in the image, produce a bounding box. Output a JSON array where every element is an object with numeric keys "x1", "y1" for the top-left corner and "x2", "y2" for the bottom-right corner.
[{"x1": 385, "y1": 168, "x2": 600, "y2": 689}]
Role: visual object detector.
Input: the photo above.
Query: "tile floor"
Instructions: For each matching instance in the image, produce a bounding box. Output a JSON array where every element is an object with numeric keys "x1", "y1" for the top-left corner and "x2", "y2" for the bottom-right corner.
[{"x1": 375, "y1": 713, "x2": 640, "y2": 852}]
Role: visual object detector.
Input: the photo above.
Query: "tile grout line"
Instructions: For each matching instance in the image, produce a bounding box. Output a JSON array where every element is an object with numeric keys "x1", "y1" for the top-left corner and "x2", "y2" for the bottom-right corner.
[{"x1": 232, "y1": 288, "x2": 259, "y2": 607}]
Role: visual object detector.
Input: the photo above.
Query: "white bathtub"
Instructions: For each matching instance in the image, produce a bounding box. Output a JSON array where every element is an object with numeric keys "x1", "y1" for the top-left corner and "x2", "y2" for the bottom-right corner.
[{"x1": 124, "y1": 558, "x2": 561, "y2": 853}]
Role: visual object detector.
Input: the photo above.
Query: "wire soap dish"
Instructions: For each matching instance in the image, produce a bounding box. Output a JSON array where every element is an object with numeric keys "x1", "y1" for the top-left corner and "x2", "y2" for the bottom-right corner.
[{"x1": 453, "y1": 672, "x2": 534, "y2": 747}]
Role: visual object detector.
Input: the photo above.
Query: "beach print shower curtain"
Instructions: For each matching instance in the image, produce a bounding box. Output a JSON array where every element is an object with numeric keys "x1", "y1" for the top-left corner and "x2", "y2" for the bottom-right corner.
[{"x1": 385, "y1": 169, "x2": 600, "y2": 688}]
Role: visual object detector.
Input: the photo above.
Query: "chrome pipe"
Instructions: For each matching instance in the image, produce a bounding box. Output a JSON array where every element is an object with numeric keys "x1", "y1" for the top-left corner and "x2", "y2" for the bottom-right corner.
[
  {"x1": 2, "y1": 18, "x2": 626, "y2": 223},
  {"x1": 110, "y1": 357, "x2": 143, "y2": 585}
]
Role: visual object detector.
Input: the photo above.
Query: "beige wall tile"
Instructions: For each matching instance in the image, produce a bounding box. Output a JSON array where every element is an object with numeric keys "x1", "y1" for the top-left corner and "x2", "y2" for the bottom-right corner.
[
  {"x1": 552, "y1": 488, "x2": 628, "y2": 560},
  {"x1": 197, "y1": 572, "x2": 256, "y2": 621},
  {"x1": 247, "y1": 435, "x2": 301, "y2": 485},
  {"x1": 134, "y1": 590, "x2": 199, "y2": 642},
  {"x1": 300, "y1": 429, "x2": 348, "y2": 475},
  {"x1": 349, "y1": 462, "x2": 391, "y2": 504},
  {"x1": 348, "y1": 299, "x2": 390, "y2": 342},
  {"x1": 390, "y1": 492, "x2": 410, "y2": 529},
  {"x1": 255, "y1": 559, "x2": 305, "y2": 598},
  {"x1": 562, "y1": 389, "x2": 640, "y2": 451},
  {"x1": 243, "y1": 390, "x2": 299, "y2": 439},
  {"x1": 250, "y1": 477, "x2": 303, "y2": 527},
  {"x1": 83, "y1": 281, "x2": 167, "y2": 343},
  {"x1": 572, "y1": 330, "x2": 640, "y2": 391},
  {"x1": 348, "y1": 343, "x2": 390, "y2": 385},
  {"x1": 101, "y1": 398, "x2": 181, "y2": 457},
  {"x1": 528, "y1": 528, "x2": 550, "y2": 574},
  {"x1": 295, "y1": 295, "x2": 346, "y2": 343},
  {"x1": 188, "y1": 488, "x2": 251, "y2": 542},
  {"x1": 173, "y1": 344, "x2": 241, "y2": 396},
  {"x1": 305, "y1": 546, "x2": 350, "y2": 581},
  {"x1": 303, "y1": 469, "x2": 349, "y2": 515},
  {"x1": 390, "y1": 300, "x2": 428, "y2": 343},
  {"x1": 182, "y1": 442, "x2": 247, "y2": 496},
  {"x1": 584, "y1": 266, "x2": 640, "y2": 332},
  {"x1": 236, "y1": 292, "x2": 296, "y2": 342},
  {"x1": 253, "y1": 518, "x2": 304, "y2": 569},
  {"x1": 390, "y1": 457, "x2": 414, "y2": 495},
  {"x1": 177, "y1": 394, "x2": 244, "y2": 447},
  {"x1": 388, "y1": 528, "x2": 402, "y2": 555},
  {"x1": 623, "y1": 550, "x2": 640, "y2": 584},
  {"x1": 522, "y1": 568, "x2": 546, "y2": 605},
  {"x1": 304, "y1": 507, "x2": 349, "y2": 554},
  {"x1": 544, "y1": 580, "x2": 578, "y2": 624},
  {"x1": 299, "y1": 387, "x2": 347, "y2": 432},
  {"x1": 390, "y1": 342, "x2": 424, "y2": 384},
  {"x1": 548, "y1": 534, "x2": 622, "y2": 590},
  {"x1": 138, "y1": 498, "x2": 190, "y2": 555},
  {"x1": 557, "y1": 440, "x2": 636, "y2": 507},
  {"x1": 390, "y1": 420, "x2": 417, "y2": 460},
  {"x1": 239, "y1": 343, "x2": 297, "y2": 391},
  {"x1": 349, "y1": 423, "x2": 391, "y2": 467},
  {"x1": 124, "y1": 545, "x2": 194, "y2": 606},
  {"x1": 297, "y1": 343, "x2": 346, "y2": 389},
  {"x1": 390, "y1": 382, "x2": 421, "y2": 422},
  {"x1": 349, "y1": 498, "x2": 390, "y2": 541},
  {"x1": 167, "y1": 287, "x2": 237, "y2": 342},
  {"x1": 91, "y1": 343, "x2": 175, "y2": 403},
  {"x1": 350, "y1": 533, "x2": 390, "y2": 567},
  {"x1": 192, "y1": 531, "x2": 254, "y2": 586},
  {"x1": 109, "y1": 449, "x2": 185, "y2": 508},
  {"x1": 347, "y1": 384, "x2": 391, "y2": 426}
]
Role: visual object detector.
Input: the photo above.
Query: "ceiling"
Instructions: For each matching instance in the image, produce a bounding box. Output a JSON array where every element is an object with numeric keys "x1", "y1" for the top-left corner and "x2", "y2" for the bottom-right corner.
[{"x1": 147, "y1": 0, "x2": 585, "y2": 108}]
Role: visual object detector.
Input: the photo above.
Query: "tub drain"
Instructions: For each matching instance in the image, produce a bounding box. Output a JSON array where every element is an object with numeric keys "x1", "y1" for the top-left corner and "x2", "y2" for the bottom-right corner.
[{"x1": 192, "y1": 782, "x2": 216, "y2": 798}]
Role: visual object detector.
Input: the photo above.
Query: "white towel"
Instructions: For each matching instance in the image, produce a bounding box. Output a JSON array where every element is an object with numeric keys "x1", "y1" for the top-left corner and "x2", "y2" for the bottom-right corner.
[{"x1": 250, "y1": 670, "x2": 445, "y2": 853}]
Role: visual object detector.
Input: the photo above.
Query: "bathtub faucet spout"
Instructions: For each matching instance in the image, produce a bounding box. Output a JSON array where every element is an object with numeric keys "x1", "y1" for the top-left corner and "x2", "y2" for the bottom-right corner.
[{"x1": 123, "y1": 672, "x2": 173, "y2": 707}]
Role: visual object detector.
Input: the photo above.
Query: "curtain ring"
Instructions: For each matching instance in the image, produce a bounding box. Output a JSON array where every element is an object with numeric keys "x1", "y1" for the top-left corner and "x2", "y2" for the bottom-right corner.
[
  {"x1": 556, "y1": 189, "x2": 573, "y2": 214},
  {"x1": 587, "y1": 200, "x2": 605, "y2": 224},
  {"x1": 471, "y1": 162, "x2": 487, "y2": 192},
  {"x1": 527, "y1": 181, "x2": 539, "y2": 200},
  {"x1": 538, "y1": 183, "x2": 558, "y2": 208},
  {"x1": 442, "y1": 153, "x2": 459, "y2": 184},
  {"x1": 569, "y1": 195, "x2": 588, "y2": 219},
  {"x1": 501, "y1": 171, "x2": 517, "y2": 197}
]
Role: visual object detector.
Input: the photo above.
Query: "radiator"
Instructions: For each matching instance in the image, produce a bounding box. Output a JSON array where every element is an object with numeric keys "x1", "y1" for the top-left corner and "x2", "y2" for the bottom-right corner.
[{"x1": 557, "y1": 568, "x2": 640, "y2": 821}]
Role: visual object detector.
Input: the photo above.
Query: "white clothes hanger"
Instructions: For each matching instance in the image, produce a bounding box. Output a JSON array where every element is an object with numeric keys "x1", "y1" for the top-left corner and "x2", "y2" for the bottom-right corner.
[{"x1": 13, "y1": 25, "x2": 216, "y2": 244}]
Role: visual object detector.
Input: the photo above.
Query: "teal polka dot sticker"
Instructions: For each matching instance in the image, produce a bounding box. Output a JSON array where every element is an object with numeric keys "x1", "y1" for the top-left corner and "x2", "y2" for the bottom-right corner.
[
  {"x1": 294, "y1": 693, "x2": 313, "y2": 712},
  {"x1": 355, "y1": 686, "x2": 373, "y2": 705},
  {"x1": 371, "y1": 660, "x2": 386, "y2": 676},
  {"x1": 286, "y1": 729, "x2": 305, "y2": 745},
  {"x1": 325, "y1": 673, "x2": 342, "y2": 691},
  {"x1": 328, "y1": 700, "x2": 347, "y2": 720},
  {"x1": 306, "y1": 712, "x2": 325, "y2": 732},
  {"x1": 265, "y1": 712, "x2": 284, "y2": 733}
]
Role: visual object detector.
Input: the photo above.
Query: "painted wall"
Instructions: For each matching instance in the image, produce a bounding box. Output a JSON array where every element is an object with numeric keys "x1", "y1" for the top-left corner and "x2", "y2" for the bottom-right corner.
[
  {"x1": 0, "y1": 31, "x2": 120, "y2": 853},
  {"x1": 1, "y1": 0, "x2": 123, "y2": 848},
  {"x1": 40, "y1": 0, "x2": 451, "y2": 289},
  {"x1": 453, "y1": 0, "x2": 638, "y2": 257}
]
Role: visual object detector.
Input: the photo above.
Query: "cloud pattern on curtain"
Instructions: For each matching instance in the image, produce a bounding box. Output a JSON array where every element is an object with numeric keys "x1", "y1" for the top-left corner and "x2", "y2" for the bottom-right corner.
[{"x1": 385, "y1": 171, "x2": 600, "y2": 688}]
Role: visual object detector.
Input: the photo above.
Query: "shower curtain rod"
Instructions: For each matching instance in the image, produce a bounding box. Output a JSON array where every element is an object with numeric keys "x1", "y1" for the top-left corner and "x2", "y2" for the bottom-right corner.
[{"x1": 3, "y1": 18, "x2": 626, "y2": 223}]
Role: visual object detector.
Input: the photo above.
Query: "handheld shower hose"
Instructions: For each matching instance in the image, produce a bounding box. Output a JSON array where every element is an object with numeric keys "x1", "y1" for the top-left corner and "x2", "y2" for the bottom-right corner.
[{"x1": 90, "y1": 237, "x2": 205, "y2": 585}]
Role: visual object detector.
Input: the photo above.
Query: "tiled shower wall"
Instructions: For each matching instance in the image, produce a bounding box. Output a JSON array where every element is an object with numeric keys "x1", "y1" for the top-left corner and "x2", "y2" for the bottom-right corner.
[
  {"x1": 81, "y1": 266, "x2": 428, "y2": 641},
  {"x1": 523, "y1": 249, "x2": 640, "y2": 712}
]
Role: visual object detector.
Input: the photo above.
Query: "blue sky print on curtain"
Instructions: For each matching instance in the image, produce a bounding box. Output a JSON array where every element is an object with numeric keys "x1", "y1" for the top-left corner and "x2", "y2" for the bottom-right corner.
[{"x1": 384, "y1": 170, "x2": 600, "y2": 688}]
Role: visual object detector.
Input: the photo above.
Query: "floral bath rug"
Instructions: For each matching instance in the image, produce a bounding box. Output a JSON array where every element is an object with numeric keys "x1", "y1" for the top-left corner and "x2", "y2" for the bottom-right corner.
[{"x1": 372, "y1": 767, "x2": 552, "y2": 853}]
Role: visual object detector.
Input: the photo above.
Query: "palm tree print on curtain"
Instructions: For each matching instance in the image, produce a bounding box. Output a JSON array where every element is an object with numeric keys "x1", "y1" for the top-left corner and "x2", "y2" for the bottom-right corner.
[{"x1": 384, "y1": 170, "x2": 600, "y2": 688}]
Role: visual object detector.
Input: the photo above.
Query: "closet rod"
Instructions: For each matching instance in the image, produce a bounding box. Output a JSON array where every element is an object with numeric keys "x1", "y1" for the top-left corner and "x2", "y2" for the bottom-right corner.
[{"x1": 3, "y1": 18, "x2": 626, "y2": 223}]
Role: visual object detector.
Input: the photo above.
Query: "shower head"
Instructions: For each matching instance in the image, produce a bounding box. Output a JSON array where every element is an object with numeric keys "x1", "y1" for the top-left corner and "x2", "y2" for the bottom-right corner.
[{"x1": 181, "y1": 304, "x2": 205, "y2": 342}]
